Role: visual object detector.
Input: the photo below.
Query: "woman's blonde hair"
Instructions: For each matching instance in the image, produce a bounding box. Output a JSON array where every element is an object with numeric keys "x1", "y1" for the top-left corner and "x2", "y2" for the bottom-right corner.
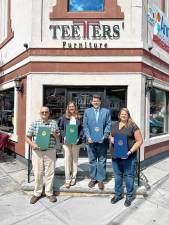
[
  {"x1": 118, "y1": 108, "x2": 135, "y2": 128},
  {"x1": 65, "y1": 101, "x2": 80, "y2": 119}
]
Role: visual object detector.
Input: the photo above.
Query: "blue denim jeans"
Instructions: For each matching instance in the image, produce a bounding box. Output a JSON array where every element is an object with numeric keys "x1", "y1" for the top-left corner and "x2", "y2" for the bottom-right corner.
[
  {"x1": 87, "y1": 142, "x2": 108, "y2": 181},
  {"x1": 112, "y1": 154, "x2": 137, "y2": 201}
]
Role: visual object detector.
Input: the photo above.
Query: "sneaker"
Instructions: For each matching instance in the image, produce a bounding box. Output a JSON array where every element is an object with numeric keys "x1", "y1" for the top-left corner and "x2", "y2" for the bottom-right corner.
[
  {"x1": 88, "y1": 180, "x2": 97, "y2": 188},
  {"x1": 110, "y1": 196, "x2": 123, "y2": 204},
  {"x1": 98, "y1": 181, "x2": 104, "y2": 190},
  {"x1": 30, "y1": 195, "x2": 41, "y2": 204},
  {"x1": 47, "y1": 195, "x2": 57, "y2": 203},
  {"x1": 70, "y1": 179, "x2": 76, "y2": 186},
  {"x1": 65, "y1": 182, "x2": 71, "y2": 189},
  {"x1": 124, "y1": 199, "x2": 131, "y2": 207}
]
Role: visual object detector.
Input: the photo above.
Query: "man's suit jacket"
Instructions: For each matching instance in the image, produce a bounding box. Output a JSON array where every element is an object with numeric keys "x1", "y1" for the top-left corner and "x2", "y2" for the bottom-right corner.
[{"x1": 83, "y1": 107, "x2": 112, "y2": 141}]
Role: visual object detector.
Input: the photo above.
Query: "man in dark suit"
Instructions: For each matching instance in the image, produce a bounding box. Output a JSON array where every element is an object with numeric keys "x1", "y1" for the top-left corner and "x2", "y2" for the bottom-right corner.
[{"x1": 83, "y1": 95, "x2": 111, "y2": 190}]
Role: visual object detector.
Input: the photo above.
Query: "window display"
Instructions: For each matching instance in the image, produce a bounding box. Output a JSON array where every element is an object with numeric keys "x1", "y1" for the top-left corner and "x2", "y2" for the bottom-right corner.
[
  {"x1": 0, "y1": 88, "x2": 14, "y2": 133},
  {"x1": 150, "y1": 88, "x2": 167, "y2": 137}
]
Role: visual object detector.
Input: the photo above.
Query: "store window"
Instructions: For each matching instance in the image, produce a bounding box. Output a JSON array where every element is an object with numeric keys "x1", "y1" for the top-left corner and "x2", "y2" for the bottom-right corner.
[
  {"x1": 69, "y1": 0, "x2": 104, "y2": 12},
  {"x1": 150, "y1": 88, "x2": 168, "y2": 137},
  {"x1": 43, "y1": 86, "x2": 127, "y2": 121},
  {"x1": 43, "y1": 87, "x2": 66, "y2": 121},
  {"x1": 0, "y1": 88, "x2": 14, "y2": 133}
]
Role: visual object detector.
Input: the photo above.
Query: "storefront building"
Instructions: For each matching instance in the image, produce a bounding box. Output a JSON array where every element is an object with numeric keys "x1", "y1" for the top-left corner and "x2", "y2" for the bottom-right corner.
[{"x1": 0, "y1": 0, "x2": 169, "y2": 160}]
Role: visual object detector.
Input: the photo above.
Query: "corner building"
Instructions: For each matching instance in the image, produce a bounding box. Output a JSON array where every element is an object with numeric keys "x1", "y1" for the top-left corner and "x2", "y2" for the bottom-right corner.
[{"x1": 0, "y1": 0, "x2": 169, "y2": 160}]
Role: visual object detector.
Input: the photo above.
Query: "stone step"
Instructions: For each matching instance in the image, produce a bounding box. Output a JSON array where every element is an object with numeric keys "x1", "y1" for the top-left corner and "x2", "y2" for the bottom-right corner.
[{"x1": 23, "y1": 158, "x2": 146, "y2": 196}]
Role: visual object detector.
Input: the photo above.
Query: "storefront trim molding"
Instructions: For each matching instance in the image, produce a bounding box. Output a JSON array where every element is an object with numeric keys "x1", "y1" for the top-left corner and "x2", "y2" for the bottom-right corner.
[{"x1": 1, "y1": 56, "x2": 169, "y2": 81}]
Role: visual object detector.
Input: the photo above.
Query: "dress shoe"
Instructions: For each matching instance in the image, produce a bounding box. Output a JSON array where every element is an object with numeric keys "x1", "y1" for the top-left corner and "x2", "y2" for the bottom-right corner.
[
  {"x1": 88, "y1": 180, "x2": 97, "y2": 188},
  {"x1": 124, "y1": 199, "x2": 131, "y2": 207},
  {"x1": 47, "y1": 195, "x2": 57, "y2": 203},
  {"x1": 30, "y1": 195, "x2": 41, "y2": 204},
  {"x1": 98, "y1": 181, "x2": 104, "y2": 190},
  {"x1": 110, "y1": 196, "x2": 123, "y2": 204}
]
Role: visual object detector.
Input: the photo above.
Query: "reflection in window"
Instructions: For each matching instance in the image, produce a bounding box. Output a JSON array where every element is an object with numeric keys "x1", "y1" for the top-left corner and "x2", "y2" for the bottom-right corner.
[
  {"x1": 44, "y1": 85, "x2": 127, "y2": 122},
  {"x1": 69, "y1": 0, "x2": 104, "y2": 12},
  {"x1": 150, "y1": 88, "x2": 167, "y2": 137},
  {"x1": 106, "y1": 88, "x2": 127, "y2": 121},
  {"x1": 43, "y1": 86, "x2": 66, "y2": 120},
  {"x1": 0, "y1": 88, "x2": 14, "y2": 133}
]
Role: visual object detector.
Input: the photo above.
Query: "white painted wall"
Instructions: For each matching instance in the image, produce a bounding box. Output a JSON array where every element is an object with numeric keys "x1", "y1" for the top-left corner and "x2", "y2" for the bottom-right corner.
[
  {"x1": 1, "y1": 0, "x2": 169, "y2": 64},
  {"x1": 0, "y1": 0, "x2": 32, "y2": 65}
]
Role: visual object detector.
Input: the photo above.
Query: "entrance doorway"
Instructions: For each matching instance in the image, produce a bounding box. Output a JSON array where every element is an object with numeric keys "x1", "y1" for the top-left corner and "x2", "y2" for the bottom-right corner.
[{"x1": 44, "y1": 86, "x2": 127, "y2": 157}]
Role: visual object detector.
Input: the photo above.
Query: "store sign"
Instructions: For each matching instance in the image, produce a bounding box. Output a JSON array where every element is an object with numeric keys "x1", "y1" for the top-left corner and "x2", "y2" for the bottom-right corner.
[
  {"x1": 49, "y1": 20, "x2": 123, "y2": 48},
  {"x1": 147, "y1": 7, "x2": 169, "y2": 54}
]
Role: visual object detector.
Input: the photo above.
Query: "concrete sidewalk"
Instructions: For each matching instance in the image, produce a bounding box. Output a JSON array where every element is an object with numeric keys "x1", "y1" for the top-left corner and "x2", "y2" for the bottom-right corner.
[
  {"x1": 1, "y1": 151, "x2": 169, "y2": 225},
  {"x1": 1, "y1": 152, "x2": 169, "y2": 197}
]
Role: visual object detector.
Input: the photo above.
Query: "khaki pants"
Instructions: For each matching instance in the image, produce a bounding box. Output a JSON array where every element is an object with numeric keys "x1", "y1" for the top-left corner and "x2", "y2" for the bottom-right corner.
[
  {"x1": 63, "y1": 144, "x2": 80, "y2": 182},
  {"x1": 32, "y1": 149, "x2": 56, "y2": 197}
]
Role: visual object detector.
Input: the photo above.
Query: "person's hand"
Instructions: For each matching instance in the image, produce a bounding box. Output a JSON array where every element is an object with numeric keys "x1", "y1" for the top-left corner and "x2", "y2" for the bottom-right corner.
[
  {"x1": 32, "y1": 143, "x2": 40, "y2": 150},
  {"x1": 88, "y1": 137, "x2": 93, "y2": 144},
  {"x1": 52, "y1": 132, "x2": 60, "y2": 139},
  {"x1": 64, "y1": 137, "x2": 66, "y2": 144},
  {"x1": 110, "y1": 136, "x2": 114, "y2": 144},
  {"x1": 127, "y1": 150, "x2": 132, "y2": 156}
]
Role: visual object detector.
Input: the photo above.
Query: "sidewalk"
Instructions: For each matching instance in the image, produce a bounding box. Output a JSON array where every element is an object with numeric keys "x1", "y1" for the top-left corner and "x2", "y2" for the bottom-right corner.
[
  {"x1": 1, "y1": 151, "x2": 169, "y2": 225},
  {"x1": 1, "y1": 152, "x2": 169, "y2": 197}
]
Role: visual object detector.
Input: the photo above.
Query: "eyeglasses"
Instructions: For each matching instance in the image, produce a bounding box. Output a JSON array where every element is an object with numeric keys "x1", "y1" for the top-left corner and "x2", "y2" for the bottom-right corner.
[{"x1": 41, "y1": 111, "x2": 49, "y2": 114}]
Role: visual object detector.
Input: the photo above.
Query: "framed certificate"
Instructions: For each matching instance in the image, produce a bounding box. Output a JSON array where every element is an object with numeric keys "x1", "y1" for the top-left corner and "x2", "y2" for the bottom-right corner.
[
  {"x1": 35, "y1": 127, "x2": 51, "y2": 150},
  {"x1": 114, "y1": 134, "x2": 128, "y2": 158},
  {"x1": 66, "y1": 124, "x2": 78, "y2": 144}
]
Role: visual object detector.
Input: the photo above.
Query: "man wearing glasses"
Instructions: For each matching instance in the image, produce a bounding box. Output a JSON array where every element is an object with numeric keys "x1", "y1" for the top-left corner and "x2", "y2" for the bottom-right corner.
[{"x1": 26, "y1": 106, "x2": 59, "y2": 204}]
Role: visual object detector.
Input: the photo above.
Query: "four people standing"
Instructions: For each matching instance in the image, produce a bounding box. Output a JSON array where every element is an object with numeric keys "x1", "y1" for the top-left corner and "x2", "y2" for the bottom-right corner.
[
  {"x1": 26, "y1": 98, "x2": 143, "y2": 206},
  {"x1": 83, "y1": 95, "x2": 111, "y2": 190}
]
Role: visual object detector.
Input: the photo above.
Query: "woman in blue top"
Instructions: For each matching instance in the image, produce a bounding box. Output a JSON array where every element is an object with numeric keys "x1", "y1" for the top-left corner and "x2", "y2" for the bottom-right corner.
[
  {"x1": 109, "y1": 108, "x2": 143, "y2": 207},
  {"x1": 58, "y1": 101, "x2": 83, "y2": 188}
]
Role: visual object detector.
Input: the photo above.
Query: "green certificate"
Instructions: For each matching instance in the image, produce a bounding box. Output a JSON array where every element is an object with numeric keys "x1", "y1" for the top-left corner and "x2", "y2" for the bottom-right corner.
[
  {"x1": 35, "y1": 127, "x2": 51, "y2": 150},
  {"x1": 66, "y1": 124, "x2": 78, "y2": 144}
]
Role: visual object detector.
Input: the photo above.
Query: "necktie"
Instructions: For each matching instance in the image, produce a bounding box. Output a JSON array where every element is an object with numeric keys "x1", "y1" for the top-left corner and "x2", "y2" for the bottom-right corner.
[{"x1": 95, "y1": 109, "x2": 99, "y2": 122}]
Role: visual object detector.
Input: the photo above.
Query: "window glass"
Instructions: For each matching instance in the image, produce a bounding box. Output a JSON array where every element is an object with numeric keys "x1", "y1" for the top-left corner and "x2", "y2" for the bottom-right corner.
[
  {"x1": 0, "y1": 88, "x2": 14, "y2": 133},
  {"x1": 106, "y1": 88, "x2": 127, "y2": 121},
  {"x1": 43, "y1": 87, "x2": 66, "y2": 121},
  {"x1": 69, "y1": 0, "x2": 104, "y2": 12},
  {"x1": 150, "y1": 88, "x2": 167, "y2": 137},
  {"x1": 43, "y1": 86, "x2": 127, "y2": 121}
]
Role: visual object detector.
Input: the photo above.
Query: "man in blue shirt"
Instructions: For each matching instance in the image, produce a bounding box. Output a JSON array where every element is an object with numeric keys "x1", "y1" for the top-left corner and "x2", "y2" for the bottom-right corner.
[{"x1": 83, "y1": 95, "x2": 111, "y2": 190}]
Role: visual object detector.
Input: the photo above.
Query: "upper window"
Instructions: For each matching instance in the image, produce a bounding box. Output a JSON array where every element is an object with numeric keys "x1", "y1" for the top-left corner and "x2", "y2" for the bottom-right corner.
[{"x1": 68, "y1": 0, "x2": 104, "y2": 12}]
